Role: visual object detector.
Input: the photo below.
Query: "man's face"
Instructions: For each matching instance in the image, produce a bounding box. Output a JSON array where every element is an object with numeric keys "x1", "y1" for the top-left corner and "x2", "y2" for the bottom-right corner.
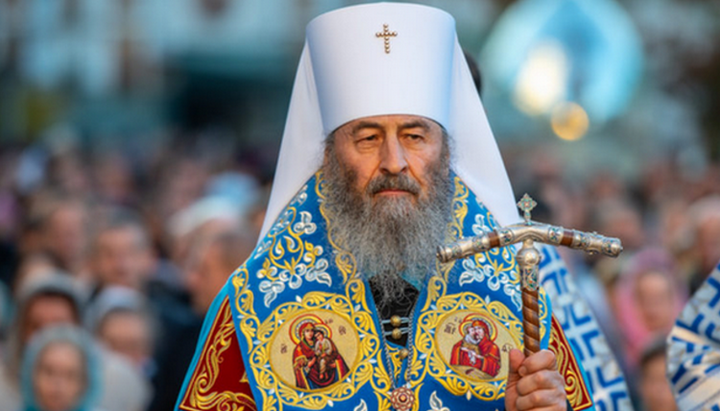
[
  {"x1": 93, "y1": 226, "x2": 154, "y2": 290},
  {"x1": 322, "y1": 114, "x2": 452, "y2": 310},
  {"x1": 329, "y1": 114, "x2": 447, "y2": 204}
]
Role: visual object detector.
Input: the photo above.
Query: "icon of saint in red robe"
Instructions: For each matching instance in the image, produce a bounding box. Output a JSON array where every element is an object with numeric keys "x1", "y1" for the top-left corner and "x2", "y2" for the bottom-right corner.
[
  {"x1": 450, "y1": 315, "x2": 501, "y2": 378},
  {"x1": 290, "y1": 314, "x2": 349, "y2": 389}
]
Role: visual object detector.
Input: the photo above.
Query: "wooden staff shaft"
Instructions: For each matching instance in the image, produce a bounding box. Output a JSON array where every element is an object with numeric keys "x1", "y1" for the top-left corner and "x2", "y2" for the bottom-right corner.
[
  {"x1": 515, "y1": 239, "x2": 541, "y2": 355},
  {"x1": 522, "y1": 287, "x2": 540, "y2": 355}
]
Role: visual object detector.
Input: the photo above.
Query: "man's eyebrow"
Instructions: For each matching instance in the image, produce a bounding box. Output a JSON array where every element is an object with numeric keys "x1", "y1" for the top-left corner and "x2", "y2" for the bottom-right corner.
[
  {"x1": 350, "y1": 119, "x2": 432, "y2": 134},
  {"x1": 351, "y1": 121, "x2": 383, "y2": 134},
  {"x1": 398, "y1": 120, "x2": 430, "y2": 132}
]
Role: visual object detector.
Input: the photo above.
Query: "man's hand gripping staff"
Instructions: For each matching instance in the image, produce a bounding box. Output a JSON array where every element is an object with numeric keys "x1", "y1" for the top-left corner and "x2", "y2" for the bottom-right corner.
[{"x1": 437, "y1": 194, "x2": 623, "y2": 411}]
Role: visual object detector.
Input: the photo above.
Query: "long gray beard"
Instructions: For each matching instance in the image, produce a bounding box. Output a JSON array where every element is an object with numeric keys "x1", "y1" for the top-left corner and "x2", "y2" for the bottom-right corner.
[{"x1": 322, "y1": 145, "x2": 453, "y2": 311}]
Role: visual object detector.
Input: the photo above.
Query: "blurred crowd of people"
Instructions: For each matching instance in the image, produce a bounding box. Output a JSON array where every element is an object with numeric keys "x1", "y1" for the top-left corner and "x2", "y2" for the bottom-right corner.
[{"x1": 0, "y1": 135, "x2": 268, "y2": 411}]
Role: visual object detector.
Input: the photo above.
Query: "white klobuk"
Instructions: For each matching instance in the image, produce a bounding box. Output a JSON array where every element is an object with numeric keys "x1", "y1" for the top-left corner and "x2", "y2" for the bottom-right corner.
[{"x1": 260, "y1": 2, "x2": 519, "y2": 238}]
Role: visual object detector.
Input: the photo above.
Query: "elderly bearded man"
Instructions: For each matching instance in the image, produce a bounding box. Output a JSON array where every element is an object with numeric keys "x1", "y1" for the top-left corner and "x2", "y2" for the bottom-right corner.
[{"x1": 176, "y1": 4, "x2": 600, "y2": 411}]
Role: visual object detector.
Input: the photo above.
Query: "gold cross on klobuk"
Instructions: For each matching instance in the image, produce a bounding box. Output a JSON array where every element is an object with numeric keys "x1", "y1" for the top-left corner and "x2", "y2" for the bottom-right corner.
[{"x1": 376, "y1": 24, "x2": 397, "y2": 54}]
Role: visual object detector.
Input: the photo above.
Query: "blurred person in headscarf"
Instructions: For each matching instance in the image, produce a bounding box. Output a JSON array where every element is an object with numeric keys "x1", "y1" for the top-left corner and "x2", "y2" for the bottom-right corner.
[
  {"x1": 613, "y1": 247, "x2": 687, "y2": 370},
  {"x1": 19, "y1": 325, "x2": 102, "y2": 411},
  {"x1": 0, "y1": 275, "x2": 149, "y2": 411},
  {"x1": 85, "y1": 287, "x2": 155, "y2": 377}
]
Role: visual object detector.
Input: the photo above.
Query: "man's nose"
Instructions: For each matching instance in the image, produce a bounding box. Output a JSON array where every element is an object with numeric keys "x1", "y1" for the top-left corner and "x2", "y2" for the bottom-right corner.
[{"x1": 379, "y1": 135, "x2": 408, "y2": 174}]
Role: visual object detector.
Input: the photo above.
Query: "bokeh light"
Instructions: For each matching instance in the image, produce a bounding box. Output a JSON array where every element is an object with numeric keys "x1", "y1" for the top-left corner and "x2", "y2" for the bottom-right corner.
[{"x1": 551, "y1": 102, "x2": 589, "y2": 141}]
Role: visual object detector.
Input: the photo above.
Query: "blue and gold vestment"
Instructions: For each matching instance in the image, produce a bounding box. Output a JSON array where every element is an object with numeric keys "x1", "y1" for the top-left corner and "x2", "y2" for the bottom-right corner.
[{"x1": 176, "y1": 172, "x2": 594, "y2": 411}]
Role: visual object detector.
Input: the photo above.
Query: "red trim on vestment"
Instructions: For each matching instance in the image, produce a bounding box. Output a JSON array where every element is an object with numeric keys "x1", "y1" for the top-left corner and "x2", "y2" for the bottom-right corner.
[
  {"x1": 549, "y1": 316, "x2": 593, "y2": 411},
  {"x1": 178, "y1": 297, "x2": 256, "y2": 411}
]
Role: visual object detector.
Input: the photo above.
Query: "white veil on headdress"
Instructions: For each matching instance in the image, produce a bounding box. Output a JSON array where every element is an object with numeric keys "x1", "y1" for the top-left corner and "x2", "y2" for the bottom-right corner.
[{"x1": 260, "y1": 2, "x2": 519, "y2": 238}]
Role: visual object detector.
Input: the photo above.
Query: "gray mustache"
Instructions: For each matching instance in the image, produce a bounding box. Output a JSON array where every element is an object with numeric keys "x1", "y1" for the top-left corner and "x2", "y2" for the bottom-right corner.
[{"x1": 367, "y1": 174, "x2": 421, "y2": 195}]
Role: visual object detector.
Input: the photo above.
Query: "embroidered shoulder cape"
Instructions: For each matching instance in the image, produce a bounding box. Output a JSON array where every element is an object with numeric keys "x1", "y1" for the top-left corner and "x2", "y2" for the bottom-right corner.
[{"x1": 176, "y1": 173, "x2": 595, "y2": 411}]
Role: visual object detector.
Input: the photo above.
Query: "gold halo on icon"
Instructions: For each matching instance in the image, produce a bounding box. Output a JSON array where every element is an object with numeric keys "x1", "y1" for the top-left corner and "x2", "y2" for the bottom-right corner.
[
  {"x1": 458, "y1": 314, "x2": 497, "y2": 341},
  {"x1": 290, "y1": 313, "x2": 327, "y2": 344}
]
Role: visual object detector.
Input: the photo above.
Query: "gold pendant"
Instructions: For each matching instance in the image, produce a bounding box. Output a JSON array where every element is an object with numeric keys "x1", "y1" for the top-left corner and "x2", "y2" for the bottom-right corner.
[{"x1": 390, "y1": 387, "x2": 414, "y2": 411}]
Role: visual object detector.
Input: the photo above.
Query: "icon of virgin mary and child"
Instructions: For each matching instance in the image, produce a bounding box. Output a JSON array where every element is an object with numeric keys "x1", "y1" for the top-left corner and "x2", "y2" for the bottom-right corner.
[
  {"x1": 291, "y1": 315, "x2": 350, "y2": 390},
  {"x1": 450, "y1": 315, "x2": 502, "y2": 378}
]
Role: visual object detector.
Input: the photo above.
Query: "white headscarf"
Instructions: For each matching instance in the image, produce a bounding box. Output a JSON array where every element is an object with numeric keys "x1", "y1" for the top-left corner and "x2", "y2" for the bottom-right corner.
[{"x1": 260, "y1": 2, "x2": 519, "y2": 238}]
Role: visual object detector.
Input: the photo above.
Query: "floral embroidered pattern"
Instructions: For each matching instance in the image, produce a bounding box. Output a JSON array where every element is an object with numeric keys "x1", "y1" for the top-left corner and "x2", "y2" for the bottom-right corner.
[
  {"x1": 459, "y1": 258, "x2": 522, "y2": 311},
  {"x1": 428, "y1": 391, "x2": 450, "y2": 411},
  {"x1": 252, "y1": 184, "x2": 333, "y2": 307},
  {"x1": 472, "y1": 214, "x2": 492, "y2": 236},
  {"x1": 257, "y1": 244, "x2": 331, "y2": 307},
  {"x1": 292, "y1": 211, "x2": 317, "y2": 235}
]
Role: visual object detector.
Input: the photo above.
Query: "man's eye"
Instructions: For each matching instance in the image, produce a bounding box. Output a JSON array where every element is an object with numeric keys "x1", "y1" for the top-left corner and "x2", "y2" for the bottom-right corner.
[
  {"x1": 358, "y1": 135, "x2": 378, "y2": 142},
  {"x1": 406, "y1": 134, "x2": 424, "y2": 140}
]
